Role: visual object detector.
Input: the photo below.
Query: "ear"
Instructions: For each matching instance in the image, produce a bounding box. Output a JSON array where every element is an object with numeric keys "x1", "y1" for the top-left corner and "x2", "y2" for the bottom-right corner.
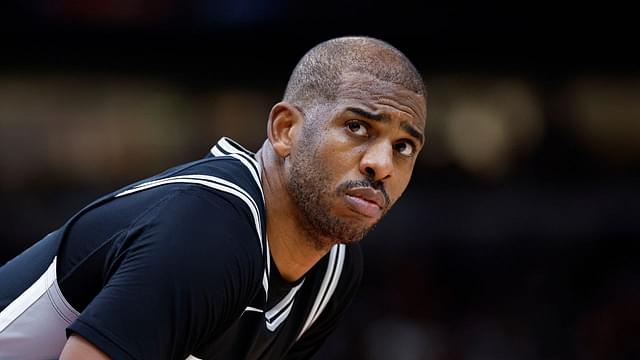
[{"x1": 267, "y1": 102, "x2": 303, "y2": 158}]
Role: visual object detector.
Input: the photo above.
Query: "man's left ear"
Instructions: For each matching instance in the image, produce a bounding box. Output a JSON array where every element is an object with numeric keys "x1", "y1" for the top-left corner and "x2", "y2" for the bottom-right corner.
[{"x1": 266, "y1": 102, "x2": 303, "y2": 158}]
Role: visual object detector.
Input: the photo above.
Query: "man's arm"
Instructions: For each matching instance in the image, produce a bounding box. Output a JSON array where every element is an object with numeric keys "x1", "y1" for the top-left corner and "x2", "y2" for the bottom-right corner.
[{"x1": 60, "y1": 334, "x2": 110, "y2": 360}]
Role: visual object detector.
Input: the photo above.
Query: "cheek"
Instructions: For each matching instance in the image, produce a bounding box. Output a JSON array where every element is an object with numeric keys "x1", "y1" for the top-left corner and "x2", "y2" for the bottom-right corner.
[
  {"x1": 318, "y1": 131, "x2": 364, "y2": 171},
  {"x1": 321, "y1": 152, "x2": 356, "y2": 186}
]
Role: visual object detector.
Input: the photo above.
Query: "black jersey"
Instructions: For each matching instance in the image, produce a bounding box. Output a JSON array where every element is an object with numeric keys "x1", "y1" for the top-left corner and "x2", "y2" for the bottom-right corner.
[{"x1": 0, "y1": 137, "x2": 363, "y2": 360}]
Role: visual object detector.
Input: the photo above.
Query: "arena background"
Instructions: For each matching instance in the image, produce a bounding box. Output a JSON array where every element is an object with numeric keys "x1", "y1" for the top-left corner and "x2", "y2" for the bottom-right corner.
[{"x1": 1, "y1": 1, "x2": 638, "y2": 359}]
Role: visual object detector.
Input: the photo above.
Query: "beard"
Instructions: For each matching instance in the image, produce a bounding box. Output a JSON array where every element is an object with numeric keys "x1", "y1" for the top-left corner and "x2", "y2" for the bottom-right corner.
[{"x1": 286, "y1": 133, "x2": 387, "y2": 249}]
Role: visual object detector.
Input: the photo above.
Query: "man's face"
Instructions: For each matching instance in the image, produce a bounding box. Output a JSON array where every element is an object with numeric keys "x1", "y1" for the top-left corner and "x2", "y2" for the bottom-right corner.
[{"x1": 286, "y1": 71, "x2": 427, "y2": 248}]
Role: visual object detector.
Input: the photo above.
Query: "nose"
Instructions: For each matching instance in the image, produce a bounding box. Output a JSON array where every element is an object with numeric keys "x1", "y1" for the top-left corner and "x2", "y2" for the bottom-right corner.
[{"x1": 359, "y1": 140, "x2": 393, "y2": 182}]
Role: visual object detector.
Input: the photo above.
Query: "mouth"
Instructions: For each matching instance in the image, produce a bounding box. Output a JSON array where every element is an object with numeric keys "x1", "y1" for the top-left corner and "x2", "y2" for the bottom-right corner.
[{"x1": 343, "y1": 187, "x2": 386, "y2": 218}]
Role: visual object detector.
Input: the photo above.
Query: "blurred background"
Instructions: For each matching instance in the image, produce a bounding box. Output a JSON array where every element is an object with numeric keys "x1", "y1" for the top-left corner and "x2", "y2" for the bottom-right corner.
[{"x1": 1, "y1": 1, "x2": 638, "y2": 359}]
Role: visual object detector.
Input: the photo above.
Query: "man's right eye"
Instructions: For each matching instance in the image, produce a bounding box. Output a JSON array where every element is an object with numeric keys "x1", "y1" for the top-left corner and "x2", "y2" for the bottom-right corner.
[{"x1": 346, "y1": 121, "x2": 368, "y2": 137}]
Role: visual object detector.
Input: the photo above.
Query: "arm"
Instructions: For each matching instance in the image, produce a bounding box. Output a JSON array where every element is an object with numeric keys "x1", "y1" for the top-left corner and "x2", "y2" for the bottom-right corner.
[{"x1": 60, "y1": 334, "x2": 111, "y2": 360}]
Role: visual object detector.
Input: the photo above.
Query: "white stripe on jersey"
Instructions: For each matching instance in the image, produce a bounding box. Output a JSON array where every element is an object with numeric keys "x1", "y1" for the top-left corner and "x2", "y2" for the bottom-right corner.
[
  {"x1": 216, "y1": 138, "x2": 263, "y2": 191},
  {"x1": 210, "y1": 146, "x2": 225, "y2": 157},
  {"x1": 0, "y1": 258, "x2": 57, "y2": 333},
  {"x1": 0, "y1": 257, "x2": 80, "y2": 360},
  {"x1": 210, "y1": 139, "x2": 271, "y2": 288},
  {"x1": 314, "y1": 245, "x2": 346, "y2": 323},
  {"x1": 266, "y1": 300, "x2": 294, "y2": 332},
  {"x1": 264, "y1": 280, "x2": 305, "y2": 332},
  {"x1": 296, "y1": 244, "x2": 345, "y2": 340},
  {"x1": 210, "y1": 138, "x2": 270, "y2": 276}
]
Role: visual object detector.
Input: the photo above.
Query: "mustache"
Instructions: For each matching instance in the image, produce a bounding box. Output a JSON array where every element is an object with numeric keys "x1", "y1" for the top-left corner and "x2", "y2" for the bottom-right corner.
[{"x1": 337, "y1": 179, "x2": 390, "y2": 208}]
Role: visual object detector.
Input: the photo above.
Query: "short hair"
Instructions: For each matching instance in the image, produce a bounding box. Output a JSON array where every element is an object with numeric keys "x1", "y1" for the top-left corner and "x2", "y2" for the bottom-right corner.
[{"x1": 283, "y1": 36, "x2": 426, "y2": 111}]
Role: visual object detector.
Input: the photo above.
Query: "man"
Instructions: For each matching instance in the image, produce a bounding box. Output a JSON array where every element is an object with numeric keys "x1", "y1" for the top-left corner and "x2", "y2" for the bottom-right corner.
[{"x1": 0, "y1": 36, "x2": 427, "y2": 359}]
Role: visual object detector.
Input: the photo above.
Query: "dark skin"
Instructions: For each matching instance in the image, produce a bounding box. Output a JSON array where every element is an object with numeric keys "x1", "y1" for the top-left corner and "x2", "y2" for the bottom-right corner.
[
  {"x1": 60, "y1": 334, "x2": 110, "y2": 359},
  {"x1": 60, "y1": 71, "x2": 427, "y2": 358}
]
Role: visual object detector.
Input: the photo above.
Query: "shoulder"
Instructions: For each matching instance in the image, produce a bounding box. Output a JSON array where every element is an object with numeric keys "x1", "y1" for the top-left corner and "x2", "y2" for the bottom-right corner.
[
  {"x1": 120, "y1": 155, "x2": 263, "y2": 211},
  {"x1": 133, "y1": 187, "x2": 264, "y2": 267},
  {"x1": 97, "y1": 144, "x2": 268, "y2": 295},
  {"x1": 120, "y1": 154, "x2": 265, "y2": 233},
  {"x1": 98, "y1": 187, "x2": 265, "y2": 301},
  {"x1": 109, "y1": 150, "x2": 267, "y2": 258}
]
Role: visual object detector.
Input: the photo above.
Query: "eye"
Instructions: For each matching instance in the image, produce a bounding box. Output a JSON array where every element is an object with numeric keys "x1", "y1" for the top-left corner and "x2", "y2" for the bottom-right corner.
[
  {"x1": 346, "y1": 120, "x2": 368, "y2": 137},
  {"x1": 394, "y1": 140, "x2": 415, "y2": 157}
]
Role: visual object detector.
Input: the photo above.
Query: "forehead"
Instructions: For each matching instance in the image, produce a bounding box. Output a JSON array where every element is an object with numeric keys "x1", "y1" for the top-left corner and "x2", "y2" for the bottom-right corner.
[{"x1": 335, "y1": 71, "x2": 427, "y2": 129}]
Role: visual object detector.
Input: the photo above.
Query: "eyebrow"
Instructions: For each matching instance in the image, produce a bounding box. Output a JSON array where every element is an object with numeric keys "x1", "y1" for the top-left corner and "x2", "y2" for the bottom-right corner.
[
  {"x1": 346, "y1": 107, "x2": 388, "y2": 122},
  {"x1": 346, "y1": 107, "x2": 424, "y2": 145}
]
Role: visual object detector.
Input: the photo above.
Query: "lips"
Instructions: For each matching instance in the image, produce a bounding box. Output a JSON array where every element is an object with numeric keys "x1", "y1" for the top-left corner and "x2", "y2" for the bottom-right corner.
[
  {"x1": 346, "y1": 187, "x2": 386, "y2": 208},
  {"x1": 344, "y1": 187, "x2": 386, "y2": 218}
]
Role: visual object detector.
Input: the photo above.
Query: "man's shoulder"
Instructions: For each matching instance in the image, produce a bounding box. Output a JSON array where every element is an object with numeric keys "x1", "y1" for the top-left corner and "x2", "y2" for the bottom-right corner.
[
  {"x1": 159, "y1": 137, "x2": 261, "y2": 197},
  {"x1": 131, "y1": 155, "x2": 262, "y2": 200},
  {"x1": 138, "y1": 186, "x2": 264, "y2": 255},
  {"x1": 112, "y1": 149, "x2": 266, "y2": 240},
  {"x1": 103, "y1": 187, "x2": 266, "y2": 299}
]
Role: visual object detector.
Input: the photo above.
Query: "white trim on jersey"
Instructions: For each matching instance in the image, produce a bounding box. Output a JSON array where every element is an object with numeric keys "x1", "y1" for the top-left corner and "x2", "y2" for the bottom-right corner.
[
  {"x1": 262, "y1": 270, "x2": 270, "y2": 302},
  {"x1": 296, "y1": 244, "x2": 346, "y2": 340},
  {"x1": 209, "y1": 139, "x2": 272, "y2": 295},
  {"x1": 215, "y1": 138, "x2": 263, "y2": 191},
  {"x1": 211, "y1": 141, "x2": 274, "y2": 295},
  {"x1": 266, "y1": 300, "x2": 294, "y2": 332},
  {"x1": 243, "y1": 306, "x2": 264, "y2": 314},
  {"x1": 210, "y1": 146, "x2": 225, "y2": 157},
  {"x1": 315, "y1": 245, "x2": 346, "y2": 322},
  {"x1": 121, "y1": 174, "x2": 261, "y2": 226},
  {"x1": 0, "y1": 256, "x2": 80, "y2": 359},
  {"x1": 265, "y1": 280, "x2": 305, "y2": 332},
  {"x1": 0, "y1": 258, "x2": 57, "y2": 332},
  {"x1": 210, "y1": 137, "x2": 262, "y2": 193}
]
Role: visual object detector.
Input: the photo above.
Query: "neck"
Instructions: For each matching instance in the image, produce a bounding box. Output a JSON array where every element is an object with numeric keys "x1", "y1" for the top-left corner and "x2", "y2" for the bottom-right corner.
[{"x1": 257, "y1": 142, "x2": 332, "y2": 283}]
